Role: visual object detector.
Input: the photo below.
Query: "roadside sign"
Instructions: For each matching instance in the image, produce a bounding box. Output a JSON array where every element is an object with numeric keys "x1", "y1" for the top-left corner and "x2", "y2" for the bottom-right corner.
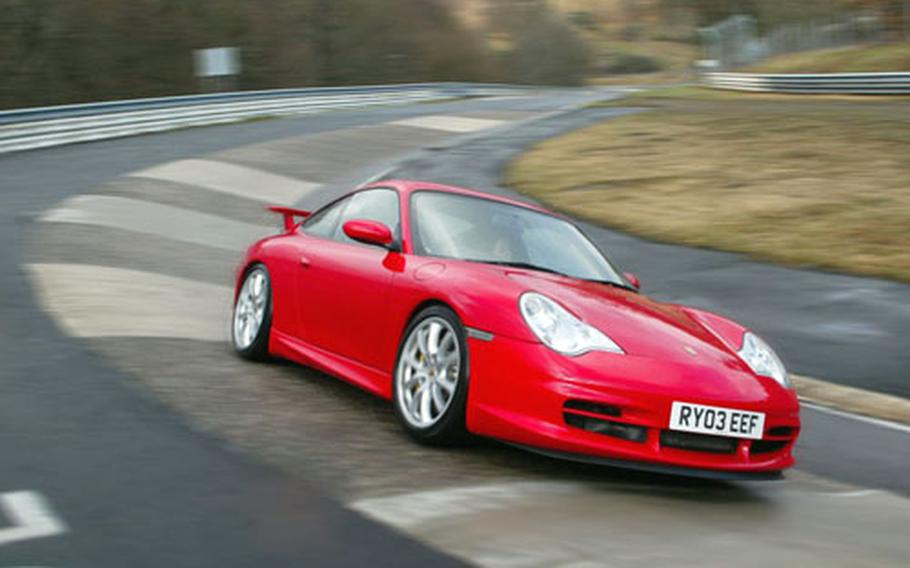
[{"x1": 194, "y1": 47, "x2": 240, "y2": 78}]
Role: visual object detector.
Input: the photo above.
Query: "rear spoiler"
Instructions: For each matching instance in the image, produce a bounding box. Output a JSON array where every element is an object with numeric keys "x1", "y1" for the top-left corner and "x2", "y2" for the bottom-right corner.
[{"x1": 268, "y1": 205, "x2": 312, "y2": 232}]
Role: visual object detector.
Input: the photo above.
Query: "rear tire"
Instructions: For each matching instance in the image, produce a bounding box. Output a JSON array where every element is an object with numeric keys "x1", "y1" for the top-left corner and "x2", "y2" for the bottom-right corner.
[
  {"x1": 392, "y1": 305, "x2": 470, "y2": 445},
  {"x1": 232, "y1": 264, "x2": 273, "y2": 361}
]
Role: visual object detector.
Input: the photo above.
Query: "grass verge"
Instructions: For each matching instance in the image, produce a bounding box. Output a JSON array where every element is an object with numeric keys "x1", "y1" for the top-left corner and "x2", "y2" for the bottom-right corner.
[
  {"x1": 506, "y1": 87, "x2": 910, "y2": 282},
  {"x1": 746, "y1": 42, "x2": 910, "y2": 73}
]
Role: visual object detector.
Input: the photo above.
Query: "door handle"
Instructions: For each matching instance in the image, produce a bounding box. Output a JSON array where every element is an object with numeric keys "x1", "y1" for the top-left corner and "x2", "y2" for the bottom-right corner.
[{"x1": 299, "y1": 255, "x2": 311, "y2": 268}]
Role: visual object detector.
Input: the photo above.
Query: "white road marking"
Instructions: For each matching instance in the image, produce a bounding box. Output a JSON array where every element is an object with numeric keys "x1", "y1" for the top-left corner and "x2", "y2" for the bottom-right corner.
[
  {"x1": 358, "y1": 165, "x2": 396, "y2": 187},
  {"x1": 611, "y1": 86, "x2": 645, "y2": 93},
  {"x1": 25, "y1": 263, "x2": 232, "y2": 341},
  {"x1": 130, "y1": 158, "x2": 318, "y2": 205},
  {"x1": 40, "y1": 194, "x2": 271, "y2": 252},
  {"x1": 801, "y1": 401, "x2": 910, "y2": 434},
  {"x1": 391, "y1": 115, "x2": 506, "y2": 133},
  {"x1": 0, "y1": 492, "x2": 68, "y2": 547},
  {"x1": 827, "y1": 489, "x2": 884, "y2": 498},
  {"x1": 350, "y1": 481, "x2": 583, "y2": 528},
  {"x1": 350, "y1": 479, "x2": 910, "y2": 568}
]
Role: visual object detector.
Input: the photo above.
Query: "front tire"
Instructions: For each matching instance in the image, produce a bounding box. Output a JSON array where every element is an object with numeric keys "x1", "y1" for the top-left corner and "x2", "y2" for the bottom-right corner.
[
  {"x1": 393, "y1": 305, "x2": 470, "y2": 445},
  {"x1": 232, "y1": 264, "x2": 272, "y2": 361}
]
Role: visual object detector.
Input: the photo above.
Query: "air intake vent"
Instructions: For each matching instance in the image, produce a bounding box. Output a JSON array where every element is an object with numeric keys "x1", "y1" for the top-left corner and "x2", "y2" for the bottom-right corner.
[
  {"x1": 660, "y1": 430, "x2": 737, "y2": 454},
  {"x1": 564, "y1": 412, "x2": 646, "y2": 443},
  {"x1": 563, "y1": 399, "x2": 621, "y2": 418},
  {"x1": 766, "y1": 426, "x2": 795, "y2": 438},
  {"x1": 750, "y1": 440, "x2": 789, "y2": 454}
]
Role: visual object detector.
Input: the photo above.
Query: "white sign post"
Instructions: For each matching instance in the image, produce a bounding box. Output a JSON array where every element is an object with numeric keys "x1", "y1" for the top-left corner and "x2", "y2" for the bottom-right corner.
[{"x1": 194, "y1": 47, "x2": 240, "y2": 92}]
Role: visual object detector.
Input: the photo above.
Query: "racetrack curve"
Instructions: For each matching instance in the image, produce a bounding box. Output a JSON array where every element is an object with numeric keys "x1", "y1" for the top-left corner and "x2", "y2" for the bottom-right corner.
[{"x1": 4, "y1": 88, "x2": 910, "y2": 567}]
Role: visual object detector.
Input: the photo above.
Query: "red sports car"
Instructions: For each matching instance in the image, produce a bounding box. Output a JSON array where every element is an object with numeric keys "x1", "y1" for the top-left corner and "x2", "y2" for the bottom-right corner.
[{"x1": 232, "y1": 180, "x2": 800, "y2": 479}]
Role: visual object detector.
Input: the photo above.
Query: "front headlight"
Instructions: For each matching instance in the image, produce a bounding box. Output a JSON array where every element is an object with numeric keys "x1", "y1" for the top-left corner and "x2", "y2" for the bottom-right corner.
[
  {"x1": 519, "y1": 292, "x2": 624, "y2": 356},
  {"x1": 738, "y1": 332, "x2": 791, "y2": 389}
]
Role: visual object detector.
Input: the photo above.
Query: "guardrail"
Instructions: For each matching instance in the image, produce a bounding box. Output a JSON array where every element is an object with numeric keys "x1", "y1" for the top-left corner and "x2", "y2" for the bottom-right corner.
[
  {"x1": 702, "y1": 72, "x2": 910, "y2": 94},
  {"x1": 0, "y1": 83, "x2": 526, "y2": 155}
]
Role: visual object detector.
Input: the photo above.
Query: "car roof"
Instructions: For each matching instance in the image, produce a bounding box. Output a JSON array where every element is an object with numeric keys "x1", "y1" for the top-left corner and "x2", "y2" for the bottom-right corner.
[{"x1": 361, "y1": 179, "x2": 555, "y2": 216}]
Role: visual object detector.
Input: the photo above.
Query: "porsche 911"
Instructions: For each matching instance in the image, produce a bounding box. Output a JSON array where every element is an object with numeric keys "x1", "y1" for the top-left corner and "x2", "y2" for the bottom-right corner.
[{"x1": 232, "y1": 180, "x2": 800, "y2": 479}]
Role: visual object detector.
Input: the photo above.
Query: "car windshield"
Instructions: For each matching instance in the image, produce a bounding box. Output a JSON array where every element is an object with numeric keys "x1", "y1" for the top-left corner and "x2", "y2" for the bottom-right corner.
[{"x1": 410, "y1": 191, "x2": 625, "y2": 285}]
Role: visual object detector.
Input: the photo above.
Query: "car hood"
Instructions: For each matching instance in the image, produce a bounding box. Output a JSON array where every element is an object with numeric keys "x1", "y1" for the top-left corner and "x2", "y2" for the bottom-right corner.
[{"x1": 502, "y1": 270, "x2": 750, "y2": 372}]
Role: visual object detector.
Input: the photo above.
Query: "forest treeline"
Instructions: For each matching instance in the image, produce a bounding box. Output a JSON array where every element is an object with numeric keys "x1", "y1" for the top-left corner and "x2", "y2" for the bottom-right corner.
[
  {"x1": 0, "y1": 0, "x2": 593, "y2": 108},
  {"x1": 1, "y1": 0, "x2": 905, "y2": 109}
]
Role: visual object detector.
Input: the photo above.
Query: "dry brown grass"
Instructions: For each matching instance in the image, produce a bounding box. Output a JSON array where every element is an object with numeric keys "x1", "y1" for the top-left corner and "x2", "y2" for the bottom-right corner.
[
  {"x1": 747, "y1": 42, "x2": 910, "y2": 73},
  {"x1": 506, "y1": 89, "x2": 910, "y2": 282}
]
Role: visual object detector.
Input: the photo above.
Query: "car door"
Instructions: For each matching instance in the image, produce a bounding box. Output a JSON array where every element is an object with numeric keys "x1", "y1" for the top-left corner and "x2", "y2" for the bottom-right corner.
[{"x1": 296, "y1": 188, "x2": 404, "y2": 372}]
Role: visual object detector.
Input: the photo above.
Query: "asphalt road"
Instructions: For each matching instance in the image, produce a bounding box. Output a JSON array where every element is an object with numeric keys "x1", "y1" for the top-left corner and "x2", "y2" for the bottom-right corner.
[
  {"x1": 3, "y1": 89, "x2": 910, "y2": 566},
  {"x1": 1, "y1": 95, "x2": 581, "y2": 567}
]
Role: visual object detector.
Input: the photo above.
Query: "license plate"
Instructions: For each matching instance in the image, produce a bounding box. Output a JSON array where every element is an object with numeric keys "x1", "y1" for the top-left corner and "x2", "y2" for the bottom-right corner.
[{"x1": 669, "y1": 402, "x2": 765, "y2": 440}]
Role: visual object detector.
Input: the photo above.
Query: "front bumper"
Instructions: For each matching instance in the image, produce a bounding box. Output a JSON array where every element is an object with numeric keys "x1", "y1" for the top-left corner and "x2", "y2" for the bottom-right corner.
[{"x1": 465, "y1": 333, "x2": 801, "y2": 476}]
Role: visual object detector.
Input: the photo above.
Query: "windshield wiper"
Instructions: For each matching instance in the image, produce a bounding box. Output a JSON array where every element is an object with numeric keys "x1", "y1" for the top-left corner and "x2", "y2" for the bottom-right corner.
[
  {"x1": 585, "y1": 279, "x2": 638, "y2": 293},
  {"x1": 465, "y1": 259, "x2": 567, "y2": 277},
  {"x1": 465, "y1": 259, "x2": 638, "y2": 292}
]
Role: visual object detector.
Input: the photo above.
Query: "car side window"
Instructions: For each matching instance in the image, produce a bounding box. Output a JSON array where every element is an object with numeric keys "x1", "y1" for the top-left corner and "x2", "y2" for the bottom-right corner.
[
  {"x1": 302, "y1": 196, "x2": 350, "y2": 238},
  {"x1": 332, "y1": 188, "x2": 400, "y2": 245}
]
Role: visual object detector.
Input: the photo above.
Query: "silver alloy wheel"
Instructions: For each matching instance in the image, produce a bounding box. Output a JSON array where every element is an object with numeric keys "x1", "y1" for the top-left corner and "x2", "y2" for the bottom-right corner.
[
  {"x1": 233, "y1": 267, "x2": 269, "y2": 351},
  {"x1": 396, "y1": 316, "x2": 461, "y2": 428}
]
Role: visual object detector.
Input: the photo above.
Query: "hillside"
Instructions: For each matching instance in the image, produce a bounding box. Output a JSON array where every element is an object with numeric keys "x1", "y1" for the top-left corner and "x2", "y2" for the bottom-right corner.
[{"x1": 452, "y1": 0, "x2": 697, "y2": 80}]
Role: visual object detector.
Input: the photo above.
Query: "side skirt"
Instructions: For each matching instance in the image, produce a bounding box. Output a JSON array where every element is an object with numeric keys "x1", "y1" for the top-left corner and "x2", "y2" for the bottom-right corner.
[{"x1": 269, "y1": 329, "x2": 393, "y2": 400}]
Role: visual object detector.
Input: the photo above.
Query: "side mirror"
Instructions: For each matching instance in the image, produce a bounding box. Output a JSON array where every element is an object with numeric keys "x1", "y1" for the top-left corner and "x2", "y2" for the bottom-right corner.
[
  {"x1": 623, "y1": 272, "x2": 641, "y2": 290},
  {"x1": 343, "y1": 219, "x2": 397, "y2": 250}
]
